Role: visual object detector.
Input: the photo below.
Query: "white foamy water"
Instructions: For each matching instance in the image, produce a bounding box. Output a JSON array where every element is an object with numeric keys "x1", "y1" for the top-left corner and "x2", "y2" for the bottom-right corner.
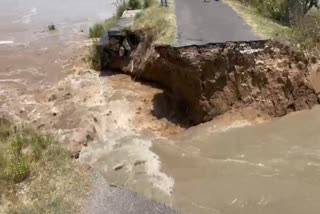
[{"x1": 0, "y1": 41, "x2": 14, "y2": 45}]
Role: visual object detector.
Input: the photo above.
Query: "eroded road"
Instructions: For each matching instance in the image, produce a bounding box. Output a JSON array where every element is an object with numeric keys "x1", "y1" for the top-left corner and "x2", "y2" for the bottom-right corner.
[
  {"x1": 175, "y1": 0, "x2": 259, "y2": 45},
  {"x1": 2, "y1": 0, "x2": 320, "y2": 214}
]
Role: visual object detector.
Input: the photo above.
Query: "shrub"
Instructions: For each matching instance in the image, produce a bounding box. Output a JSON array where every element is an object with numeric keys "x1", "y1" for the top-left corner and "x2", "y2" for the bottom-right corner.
[
  {"x1": 88, "y1": 40, "x2": 103, "y2": 70},
  {"x1": 143, "y1": 0, "x2": 157, "y2": 8},
  {"x1": 0, "y1": 125, "x2": 53, "y2": 184},
  {"x1": 237, "y1": 0, "x2": 289, "y2": 22},
  {"x1": 0, "y1": 118, "x2": 11, "y2": 140},
  {"x1": 290, "y1": 13, "x2": 320, "y2": 54},
  {"x1": 89, "y1": 16, "x2": 118, "y2": 38},
  {"x1": 237, "y1": 0, "x2": 319, "y2": 24},
  {"x1": 89, "y1": 0, "x2": 127, "y2": 38},
  {"x1": 128, "y1": 0, "x2": 143, "y2": 10},
  {"x1": 115, "y1": 0, "x2": 128, "y2": 18},
  {"x1": 89, "y1": 23, "x2": 106, "y2": 38},
  {"x1": 29, "y1": 132, "x2": 52, "y2": 160},
  {"x1": 4, "y1": 158, "x2": 30, "y2": 183}
]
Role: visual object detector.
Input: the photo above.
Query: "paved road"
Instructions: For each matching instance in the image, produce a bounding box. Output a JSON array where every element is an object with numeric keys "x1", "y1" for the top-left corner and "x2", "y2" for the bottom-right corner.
[
  {"x1": 82, "y1": 173, "x2": 182, "y2": 214},
  {"x1": 175, "y1": 0, "x2": 260, "y2": 46}
]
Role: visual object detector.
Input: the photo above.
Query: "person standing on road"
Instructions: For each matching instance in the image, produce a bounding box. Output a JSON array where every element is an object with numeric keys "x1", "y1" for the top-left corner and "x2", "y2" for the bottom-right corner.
[{"x1": 161, "y1": 0, "x2": 168, "y2": 7}]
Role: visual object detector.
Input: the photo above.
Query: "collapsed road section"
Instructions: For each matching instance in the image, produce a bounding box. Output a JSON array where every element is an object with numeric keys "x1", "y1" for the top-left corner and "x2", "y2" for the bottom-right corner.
[{"x1": 100, "y1": 29, "x2": 320, "y2": 125}]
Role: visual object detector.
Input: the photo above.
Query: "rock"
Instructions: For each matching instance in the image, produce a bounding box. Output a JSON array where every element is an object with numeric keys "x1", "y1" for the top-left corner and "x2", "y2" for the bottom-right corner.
[
  {"x1": 48, "y1": 94, "x2": 57, "y2": 102},
  {"x1": 70, "y1": 150, "x2": 80, "y2": 159},
  {"x1": 86, "y1": 133, "x2": 94, "y2": 142},
  {"x1": 113, "y1": 163, "x2": 125, "y2": 171},
  {"x1": 119, "y1": 46, "x2": 125, "y2": 57},
  {"x1": 134, "y1": 160, "x2": 146, "y2": 166},
  {"x1": 82, "y1": 141, "x2": 88, "y2": 147},
  {"x1": 109, "y1": 183, "x2": 118, "y2": 187}
]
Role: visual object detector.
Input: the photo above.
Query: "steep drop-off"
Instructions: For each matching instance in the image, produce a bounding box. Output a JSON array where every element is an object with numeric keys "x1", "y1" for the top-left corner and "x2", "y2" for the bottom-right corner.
[{"x1": 103, "y1": 31, "x2": 320, "y2": 124}]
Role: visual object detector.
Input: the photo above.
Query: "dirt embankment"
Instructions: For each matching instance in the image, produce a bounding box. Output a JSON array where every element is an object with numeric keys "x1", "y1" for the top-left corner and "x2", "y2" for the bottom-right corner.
[{"x1": 103, "y1": 31, "x2": 320, "y2": 124}]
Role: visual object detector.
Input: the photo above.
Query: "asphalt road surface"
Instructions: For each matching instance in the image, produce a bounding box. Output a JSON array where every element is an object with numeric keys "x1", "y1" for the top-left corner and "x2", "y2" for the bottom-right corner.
[
  {"x1": 82, "y1": 173, "x2": 182, "y2": 214},
  {"x1": 175, "y1": 0, "x2": 260, "y2": 46}
]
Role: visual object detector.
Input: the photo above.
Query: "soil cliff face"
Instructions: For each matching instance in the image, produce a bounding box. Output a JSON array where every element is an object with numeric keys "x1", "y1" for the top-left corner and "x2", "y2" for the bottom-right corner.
[{"x1": 103, "y1": 32, "x2": 320, "y2": 124}]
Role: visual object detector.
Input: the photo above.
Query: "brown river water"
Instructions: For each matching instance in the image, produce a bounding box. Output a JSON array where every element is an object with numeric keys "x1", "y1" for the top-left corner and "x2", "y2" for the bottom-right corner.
[{"x1": 1, "y1": 1, "x2": 320, "y2": 214}]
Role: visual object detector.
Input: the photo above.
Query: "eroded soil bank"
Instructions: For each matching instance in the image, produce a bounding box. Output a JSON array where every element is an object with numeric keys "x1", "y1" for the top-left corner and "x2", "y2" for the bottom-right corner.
[{"x1": 104, "y1": 31, "x2": 320, "y2": 124}]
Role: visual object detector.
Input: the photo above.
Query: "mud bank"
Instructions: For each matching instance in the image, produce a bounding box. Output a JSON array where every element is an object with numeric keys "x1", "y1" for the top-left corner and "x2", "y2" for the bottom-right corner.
[{"x1": 102, "y1": 32, "x2": 320, "y2": 124}]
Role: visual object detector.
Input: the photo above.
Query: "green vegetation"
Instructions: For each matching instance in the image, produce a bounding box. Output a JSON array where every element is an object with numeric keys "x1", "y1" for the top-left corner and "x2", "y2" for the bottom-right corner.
[
  {"x1": 0, "y1": 126, "x2": 51, "y2": 183},
  {"x1": 89, "y1": 16, "x2": 118, "y2": 38},
  {"x1": 88, "y1": 39, "x2": 104, "y2": 70},
  {"x1": 88, "y1": 0, "x2": 177, "y2": 69},
  {"x1": 133, "y1": 0, "x2": 177, "y2": 44},
  {"x1": 235, "y1": 0, "x2": 319, "y2": 24},
  {"x1": 225, "y1": 0, "x2": 320, "y2": 55},
  {"x1": 290, "y1": 12, "x2": 320, "y2": 54},
  {"x1": 89, "y1": 0, "x2": 127, "y2": 38},
  {"x1": 143, "y1": 0, "x2": 156, "y2": 8},
  {"x1": 225, "y1": 0, "x2": 290, "y2": 39},
  {"x1": 128, "y1": 0, "x2": 143, "y2": 10},
  {"x1": 0, "y1": 119, "x2": 90, "y2": 213},
  {"x1": 88, "y1": 0, "x2": 131, "y2": 69},
  {"x1": 236, "y1": 0, "x2": 290, "y2": 23}
]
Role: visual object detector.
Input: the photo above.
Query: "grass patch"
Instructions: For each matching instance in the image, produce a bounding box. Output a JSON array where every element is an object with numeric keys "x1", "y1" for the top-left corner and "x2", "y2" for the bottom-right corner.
[
  {"x1": 89, "y1": 0, "x2": 127, "y2": 38},
  {"x1": 88, "y1": 0, "x2": 129, "y2": 69},
  {"x1": 143, "y1": 0, "x2": 157, "y2": 8},
  {"x1": 133, "y1": 0, "x2": 177, "y2": 44},
  {"x1": 289, "y1": 12, "x2": 320, "y2": 55},
  {"x1": 88, "y1": 0, "x2": 176, "y2": 70},
  {"x1": 0, "y1": 120, "x2": 90, "y2": 214},
  {"x1": 128, "y1": 0, "x2": 143, "y2": 10},
  {"x1": 224, "y1": 0, "x2": 291, "y2": 39},
  {"x1": 88, "y1": 39, "x2": 105, "y2": 71},
  {"x1": 89, "y1": 16, "x2": 118, "y2": 38},
  {"x1": 225, "y1": 0, "x2": 320, "y2": 55}
]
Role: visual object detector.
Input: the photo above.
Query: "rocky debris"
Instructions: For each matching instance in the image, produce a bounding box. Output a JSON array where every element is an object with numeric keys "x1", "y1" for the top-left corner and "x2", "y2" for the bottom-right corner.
[
  {"x1": 134, "y1": 160, "x2": 146, "y2": 166},
  {"x1": 71, "y1": 150, "x2": 80, "y2": 159},
  {"x1": 114, "y1": 163, "x2": 125, "y2": 171},
  {"x1": 101, "y1": 31, "x2": 320, "y2": 124}
]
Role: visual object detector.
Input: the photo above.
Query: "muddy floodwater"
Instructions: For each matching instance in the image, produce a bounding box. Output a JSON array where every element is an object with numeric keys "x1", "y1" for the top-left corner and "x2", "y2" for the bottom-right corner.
[
  {"x1": 1, "y1": 0, "x2": 320, "y2": 214},
  {"x1": 0, "y1": 0, "x2": 115, "y2": 44},
  {"x1": 153, "y1": 107, "x2": 320, "y2": 214}
]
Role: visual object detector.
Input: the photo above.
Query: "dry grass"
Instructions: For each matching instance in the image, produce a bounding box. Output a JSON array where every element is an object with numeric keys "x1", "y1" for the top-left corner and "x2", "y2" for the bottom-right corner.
[
  {"x1": 89, "y1": 17, "x2": 118, "y2": 38},
  {"x1": 89, "y1": 0, "x2": 127, "y2": 38},
  {"x1": 224, "y1": 0, "x2": 291, "y2": 39},
  {"x1": 0, "y1": 120, "x2": 90, "y2": 214},
  {"x1": 133, "y1": 0, "x2": 177, "y2": 44},
  {"x1": 225, "y1": 0, "x2": 320, "y2": 55}
]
